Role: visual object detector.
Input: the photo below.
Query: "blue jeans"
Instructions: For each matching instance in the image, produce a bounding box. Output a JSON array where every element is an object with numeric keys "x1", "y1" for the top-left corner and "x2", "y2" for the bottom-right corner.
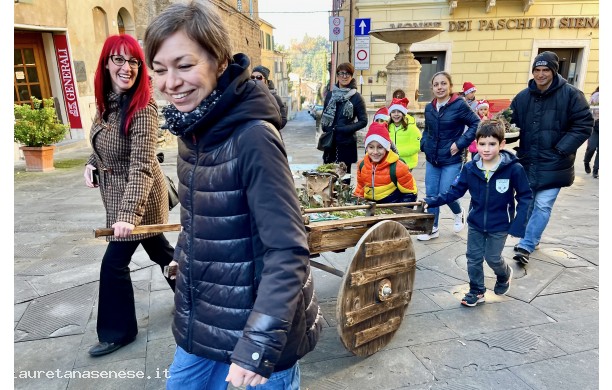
[
  {"x1": 518, "y1": 188, "x2": 561, "y2": 253},
  {"x1": 167, "y1": 346, "x2": 300, "y2": 390},
  {"x1": 424, "y1": 161, "x2": 463, "y2": 228},
  {"x1": 466, "y1": 226, "x2": 511, "y2": 293}
]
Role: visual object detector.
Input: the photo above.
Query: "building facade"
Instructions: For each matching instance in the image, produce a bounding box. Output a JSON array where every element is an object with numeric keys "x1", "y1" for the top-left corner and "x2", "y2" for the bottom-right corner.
[
  {"x1": 13, "y1": 0, "x2": 263, "y2": 161},
  {"x1": 334, "y1": 0, "x2": 599, "y2": 109}
]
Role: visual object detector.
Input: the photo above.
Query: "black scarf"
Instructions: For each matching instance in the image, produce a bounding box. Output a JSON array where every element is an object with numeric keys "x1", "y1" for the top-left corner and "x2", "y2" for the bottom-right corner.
[{"x1": 161, "y1": 89, "x2": 223, "y2": 137}]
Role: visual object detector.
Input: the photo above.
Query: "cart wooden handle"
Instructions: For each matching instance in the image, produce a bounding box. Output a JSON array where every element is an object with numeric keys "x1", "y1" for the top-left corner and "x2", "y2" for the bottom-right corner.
[
  {"x1": 303, "y1": 201, "x2": 424, "y2": 214},
  {"x1": 93, "y1": 223, "x2": 182, "y2": 238}
]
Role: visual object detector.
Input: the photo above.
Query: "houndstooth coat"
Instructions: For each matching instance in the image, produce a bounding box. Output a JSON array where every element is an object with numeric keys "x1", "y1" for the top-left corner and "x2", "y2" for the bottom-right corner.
[{"x1": 87, "y1": 92, "x2": 168, "y2": 242}]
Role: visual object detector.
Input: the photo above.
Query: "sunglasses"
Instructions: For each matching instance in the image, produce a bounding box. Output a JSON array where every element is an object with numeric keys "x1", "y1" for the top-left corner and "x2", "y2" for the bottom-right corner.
[
  {"x1": 337, "y1": 71, "x2": 352, "y2": 77},
  {"x1": 251, "y1": 75, "x2": 264, "y2": 80},
  {"x1": 109, "y1": 55, "x2": 141, "y2": 69}
]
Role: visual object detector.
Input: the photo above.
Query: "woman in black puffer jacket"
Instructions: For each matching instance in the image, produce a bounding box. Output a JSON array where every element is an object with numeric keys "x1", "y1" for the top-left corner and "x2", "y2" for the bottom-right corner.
[
  {"x1": 145, "y1": 2, "x2": 321, "y2": 388},
  {"x1": 418, "y1": 71, "x2": 480, "y2": 241},
  {"x1": 320, "y1": 62, "x2": 368, "y2": 179}
]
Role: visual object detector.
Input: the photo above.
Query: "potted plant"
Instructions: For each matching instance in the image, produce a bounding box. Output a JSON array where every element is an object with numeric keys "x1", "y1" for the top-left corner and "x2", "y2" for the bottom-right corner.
[{"x1": 14, "y1": 97, "x2": 69, "y2": 172}]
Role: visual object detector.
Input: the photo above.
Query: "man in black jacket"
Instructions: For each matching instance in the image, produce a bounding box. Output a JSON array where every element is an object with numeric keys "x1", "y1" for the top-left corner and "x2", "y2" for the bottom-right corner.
[
  {"x1": 252, "y1": 65, "x2": 288, "y2": 129},
  {"x1": 510, "y1": 51, "x2": 593, "y2": 264}
]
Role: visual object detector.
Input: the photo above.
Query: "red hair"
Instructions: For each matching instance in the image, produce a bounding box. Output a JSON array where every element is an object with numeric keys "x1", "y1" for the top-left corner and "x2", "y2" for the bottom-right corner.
[{"x1": 93, "y1": 34, "x2": 150, "y2": 134}]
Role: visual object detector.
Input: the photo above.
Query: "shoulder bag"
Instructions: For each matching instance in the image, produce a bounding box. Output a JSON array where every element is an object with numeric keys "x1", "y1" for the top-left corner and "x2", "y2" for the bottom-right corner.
[
  {"x1": 165, "y1": 175, "x2": 179, "y2": 210},
  {"x1": 317, "y1": 130, "x2": 334, "y2": 151}
]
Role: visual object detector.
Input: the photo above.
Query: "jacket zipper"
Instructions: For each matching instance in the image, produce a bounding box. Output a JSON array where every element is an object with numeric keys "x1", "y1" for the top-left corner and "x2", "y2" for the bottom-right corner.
[
  {"x1": 483, "y1": 174, "x2": 490, "y2": 232},
  {"x1": 371, "y1": 164, "x2": 377, "y2": 200},
  {"x1": 186, "y1": 134, "x2": 198, "y2": 349},
  {"x1": 434, "y1": 105, "x2": 445, "y2": 165}
]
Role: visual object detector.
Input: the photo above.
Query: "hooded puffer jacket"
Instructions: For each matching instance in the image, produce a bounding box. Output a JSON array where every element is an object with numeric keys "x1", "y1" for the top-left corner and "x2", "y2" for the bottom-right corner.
[
  {"x1": 510, "y1": 75, "x2": 593, "y2": 191},
  {"x1": 425, "y1": 150, "x2": 533, "y2": 237},
  {"x1": 421, "y1": 93, "x2": 480, "y2": 167},
  {"x1": 170, "y1": 53, "x2": 321, "y2": 378}
]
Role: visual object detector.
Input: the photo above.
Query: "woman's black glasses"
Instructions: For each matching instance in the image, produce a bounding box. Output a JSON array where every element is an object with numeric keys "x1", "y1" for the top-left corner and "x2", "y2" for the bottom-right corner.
[
  {"x1": 251, "y1": 75, "x2": 264, "y2": 80},
  {"x1": 337, "y1": 71, "x2": 352, "y2": 77},
  {"x1": 109, "y1": 55, "x2": 141, "y2": 69}
]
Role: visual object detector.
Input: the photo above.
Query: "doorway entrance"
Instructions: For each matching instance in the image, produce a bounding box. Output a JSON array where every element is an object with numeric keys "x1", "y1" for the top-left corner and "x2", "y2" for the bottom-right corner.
[
  {"x1": 538, "y1": 48, "x2": 580, "y2": 86},
  {"x1": 14, "y1": 32, "x2": 52, "y2": 106},
  {"x1": 414, "y1": 52, "x2": 446, "y2": 103}
]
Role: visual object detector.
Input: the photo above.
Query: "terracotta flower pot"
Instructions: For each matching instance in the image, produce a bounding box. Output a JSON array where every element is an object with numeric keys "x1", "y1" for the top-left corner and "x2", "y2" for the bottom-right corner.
[{"x1": 20, "y1": 145, "x2": 56, "y2": 172}]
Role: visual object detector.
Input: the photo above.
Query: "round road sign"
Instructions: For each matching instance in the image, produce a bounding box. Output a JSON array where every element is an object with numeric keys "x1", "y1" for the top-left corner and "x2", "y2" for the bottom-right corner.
[{"x1": 356, "y1": 49, "x2": 368, "y2": 61}]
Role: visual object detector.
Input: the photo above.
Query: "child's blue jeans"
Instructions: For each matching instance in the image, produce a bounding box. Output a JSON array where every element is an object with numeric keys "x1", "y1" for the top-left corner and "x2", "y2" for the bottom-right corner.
[
  {"x1": 166, "y1": 346, "x2": 300, "y2": 390},
  {"x1": 466, "y1": 226, "x2": 511, "y2": 293}
]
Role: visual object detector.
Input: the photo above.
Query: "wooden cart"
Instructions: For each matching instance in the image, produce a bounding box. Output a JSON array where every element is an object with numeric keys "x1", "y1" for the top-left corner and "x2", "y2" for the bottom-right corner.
[
  {"x1": 94, "y1": 202, "x2": 434, "y2": 357},
  {"x1": 303, "y1": 202, "x2": 434, "y2": 356}
]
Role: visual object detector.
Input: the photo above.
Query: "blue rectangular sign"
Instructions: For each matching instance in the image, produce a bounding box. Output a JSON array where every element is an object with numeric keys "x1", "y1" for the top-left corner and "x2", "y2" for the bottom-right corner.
[{"x1": 354, "y1": 18, "x2": 371, "y2": 36}]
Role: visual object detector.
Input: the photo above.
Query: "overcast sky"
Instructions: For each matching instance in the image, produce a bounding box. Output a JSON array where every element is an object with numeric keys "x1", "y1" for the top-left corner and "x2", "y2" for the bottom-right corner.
[{"x1": 257, "y1": 0, "x2": 332, "y2": 46}]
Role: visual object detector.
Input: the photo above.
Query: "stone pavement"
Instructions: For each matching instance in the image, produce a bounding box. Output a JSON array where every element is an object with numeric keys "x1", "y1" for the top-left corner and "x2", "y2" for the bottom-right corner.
[{"x1": 14, "y1": 111, "x2": 600, "y2": 389}]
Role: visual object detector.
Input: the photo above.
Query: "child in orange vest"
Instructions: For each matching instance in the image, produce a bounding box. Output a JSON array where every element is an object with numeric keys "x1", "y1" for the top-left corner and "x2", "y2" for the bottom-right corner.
[{"x1": 354, "y1": 122, "x2": 418, "y2": 203}]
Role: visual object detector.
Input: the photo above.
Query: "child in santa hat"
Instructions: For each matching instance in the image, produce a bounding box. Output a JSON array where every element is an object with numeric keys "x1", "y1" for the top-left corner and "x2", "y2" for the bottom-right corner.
[
  {"x1": 387, "y1": 97, "x2": 422, "y2": 171},
  {"x1": 373, "y1": 106, "x2": 390, "y2": 124},
  {"x1": 462, "y1": 82, "x2": 478, "y2": 112},
  {"x1": 468, "y1": 100, "x2": 491, "y2": 159},
  {"x1": 372, "y1": 105, "x2": 404, "y2": 156},
  {"x1": 354, "y1": 122, "x2": 418, "y2": 204}
]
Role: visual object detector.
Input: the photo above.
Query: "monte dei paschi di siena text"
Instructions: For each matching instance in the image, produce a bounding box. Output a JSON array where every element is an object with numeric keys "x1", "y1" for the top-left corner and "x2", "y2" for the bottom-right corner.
[{"x1": 447, "y1": 17, "x2": 598, "y2": 31}]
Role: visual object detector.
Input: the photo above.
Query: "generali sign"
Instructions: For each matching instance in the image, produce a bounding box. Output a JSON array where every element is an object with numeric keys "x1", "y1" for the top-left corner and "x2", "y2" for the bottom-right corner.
[
  {"x1": 448, "y1": 17, "x2": 599, "y2": 31},
  {"x1": 53, "y1": 35, "x2": 83, "y2": 129}
]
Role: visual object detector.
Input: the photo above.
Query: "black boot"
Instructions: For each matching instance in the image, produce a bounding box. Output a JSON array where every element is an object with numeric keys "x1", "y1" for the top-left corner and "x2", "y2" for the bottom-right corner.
[
  {"x1": 593, "y1": 168, "x2": 598, "y2": 179},
  {"x1": 584, "y1": 162, "x2": 591, "y2": 174}
]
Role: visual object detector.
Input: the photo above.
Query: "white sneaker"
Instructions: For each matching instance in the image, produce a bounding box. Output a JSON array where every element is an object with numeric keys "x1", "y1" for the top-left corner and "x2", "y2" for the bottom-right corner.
[
  {"x1": 417, "y1": 227, "x2": 439, "y2": 241},
  {"x1": 453, "y1": 208, "x2": 466, "y2": 233}
]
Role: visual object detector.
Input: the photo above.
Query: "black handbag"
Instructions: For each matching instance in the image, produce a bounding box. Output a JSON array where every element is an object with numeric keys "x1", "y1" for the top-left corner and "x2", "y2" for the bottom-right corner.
[
  {"x1": 165, "y1": 175, "x2": 179, "y2": 211},
  {"x1": 317, "y1": 130, "x2": 334, "y2": 151},
  {"x1": 157, "y1": 152, "x2": 180, "y2": 210}
]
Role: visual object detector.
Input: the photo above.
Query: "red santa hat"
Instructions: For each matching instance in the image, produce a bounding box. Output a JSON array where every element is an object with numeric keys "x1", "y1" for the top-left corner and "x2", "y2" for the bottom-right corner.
[
  {"x1": 463, "y1": 82, "x2": 477, "y2": 95},
  {"x1": 364, "y1": 122, "x2": 391, "y2": 151},
  {"x1": 477, "y1": 99, "x2": 489, "y2": 109},
  {"x1": 388, "y1": 97, "x2": 408, "y2": 115},
  {"x1": 374, "y1": 106, "x2": 390, "y2": 122}
]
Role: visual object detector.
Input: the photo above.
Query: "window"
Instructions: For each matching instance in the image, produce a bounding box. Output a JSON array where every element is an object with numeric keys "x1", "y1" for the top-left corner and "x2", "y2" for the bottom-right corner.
[
  {"x1": 117, "y1": 13, "x2": 125, "y2": 35},
  {"x1": 14, "y1": 33, "x2": 51, "y2": 106},
  {"x1": 265, "y1": 33, "x2": 271, "y2": 51}
]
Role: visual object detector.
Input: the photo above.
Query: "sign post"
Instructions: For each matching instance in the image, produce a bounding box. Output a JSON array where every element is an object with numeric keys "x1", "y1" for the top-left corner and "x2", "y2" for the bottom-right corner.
[
  {"x1": 354, "y1": 18, "x2": 371, "y2": 36},
  {"x1": 353, "y1": 18, "x2": 371, "y2": 71},
  {"x1": 329, "y1": 16, "x2": 345, "y2": 41},
  {"x1": 354, "y1": 36, "x2": 370, "y2": 71}
]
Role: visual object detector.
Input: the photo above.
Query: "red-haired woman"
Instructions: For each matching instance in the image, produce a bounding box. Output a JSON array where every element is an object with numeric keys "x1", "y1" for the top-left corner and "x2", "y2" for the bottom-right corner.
[{"x1": 83, "y1": 34, "x2": 175, "y2": 357}]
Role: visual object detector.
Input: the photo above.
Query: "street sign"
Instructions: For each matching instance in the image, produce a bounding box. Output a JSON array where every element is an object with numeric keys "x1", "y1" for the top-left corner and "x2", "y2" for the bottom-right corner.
[
  {"x1": 354, "y1": 18, "x2": 371, "y2": 36},
  {"x1": 354, "y1": 36, "x2": 370, "y2": 70},
  {"x1": 329, "y1": 16, "x2": 345, "y2": 41}
]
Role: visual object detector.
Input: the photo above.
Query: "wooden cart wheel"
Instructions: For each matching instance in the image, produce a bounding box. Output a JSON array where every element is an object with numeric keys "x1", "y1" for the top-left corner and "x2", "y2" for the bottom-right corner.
[{"x1": 336, "y1": 220, "x2": 416, "y2": 356}]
